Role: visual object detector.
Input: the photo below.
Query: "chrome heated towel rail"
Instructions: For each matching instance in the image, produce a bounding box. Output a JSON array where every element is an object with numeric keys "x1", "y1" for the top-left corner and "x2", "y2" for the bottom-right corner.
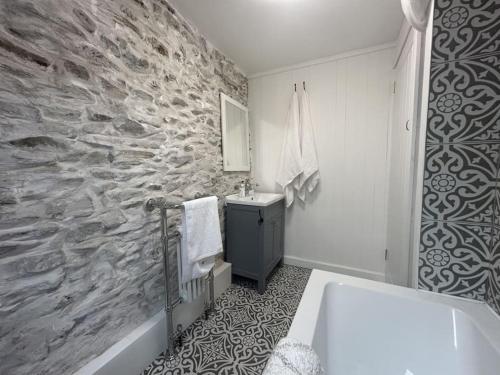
[{"x1": 145, "y1": 195, "x2": 217, "y2": 360}]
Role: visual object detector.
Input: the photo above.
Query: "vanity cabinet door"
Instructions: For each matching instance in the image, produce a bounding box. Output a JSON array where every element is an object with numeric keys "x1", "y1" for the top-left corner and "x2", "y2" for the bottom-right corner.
[
  {"x1": 262, "y1": 210, "x2": 274, "y2": 274},
  {"x1": 272, "y1": 214, "x2": 284, "y2": 265},
  {"x1": 262, "y1": 201, "x2": 284, "y2": 274},
  {"x1": 225, "y1": 205, "x2": 261, "y2": 280}
]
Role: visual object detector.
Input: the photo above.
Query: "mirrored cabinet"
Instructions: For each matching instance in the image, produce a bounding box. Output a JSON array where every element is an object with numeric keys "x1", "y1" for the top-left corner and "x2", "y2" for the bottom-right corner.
[{"x1": 220, "y1": 93, "x2": 250, "y2": 171}]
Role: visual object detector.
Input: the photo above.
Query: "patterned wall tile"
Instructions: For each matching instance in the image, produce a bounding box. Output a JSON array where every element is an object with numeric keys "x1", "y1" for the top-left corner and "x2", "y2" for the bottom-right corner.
[
  {"x1": 432, "y1": 0, "x2": 500, "y2": 64},
  {"x1": 495, "y1": 181, "x2": 500, "y2": 227},
  {"x1": 486, "y1": 226, "x2": 500, "y2": 315},
  {"x1": 420, "y1": 0, "x2": 500, "y2": 308},
  {"x1": 419, "y1": 220, "x2": 490, "y2": 300},
  {"x1": 426, "y1": 55, "x2": 500, "y2": 144},
  {"x1": 422, "y1": 143, "x2": 499, "y2": 222},
  {"x1": 495, "y1": 155, "x2": 500, "y2": 227}
]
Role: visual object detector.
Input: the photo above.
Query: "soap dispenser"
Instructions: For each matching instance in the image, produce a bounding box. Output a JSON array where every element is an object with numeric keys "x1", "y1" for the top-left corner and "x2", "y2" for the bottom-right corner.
[{"x1": 239, "y1": 181, "x2": 245, "y2": 198}]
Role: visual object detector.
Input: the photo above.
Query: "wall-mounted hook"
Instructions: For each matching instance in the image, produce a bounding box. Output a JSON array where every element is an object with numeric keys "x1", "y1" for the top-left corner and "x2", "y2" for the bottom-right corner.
[
  {"x1": 303, "y1": 81, "x2": 306, "y2": 90},
  {"x1": 294, "y1": 83, "x2": 297, "y2": 92}
]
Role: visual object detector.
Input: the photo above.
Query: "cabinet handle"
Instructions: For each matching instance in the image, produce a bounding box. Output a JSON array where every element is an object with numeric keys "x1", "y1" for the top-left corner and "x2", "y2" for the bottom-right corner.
[{"x1": 258, "y1": 210, "x2": 264, "y2": 225}]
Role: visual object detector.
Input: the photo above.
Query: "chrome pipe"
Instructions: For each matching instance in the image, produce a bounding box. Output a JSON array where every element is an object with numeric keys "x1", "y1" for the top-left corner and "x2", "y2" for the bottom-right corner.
[
  {"x1": 160, "y1": 206, "x2": 176, "y2": 360},
  {"x1": 145, "y1": 194, "x2": 221, "y2": 212},
  {"x1": 208, "y1": 268, "x2": 215, "y2": 315},
  {"x1": 145, "y1": 194, "x2": 220, "y2": 359}
]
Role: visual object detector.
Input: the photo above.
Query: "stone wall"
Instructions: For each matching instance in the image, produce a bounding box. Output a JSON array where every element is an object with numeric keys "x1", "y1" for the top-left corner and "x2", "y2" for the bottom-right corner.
[
  {"x1": 0, "y1": 0, "x2": 248, "y2": 374},
  {"x1": 418, "y1": 0, "x2": 500, "y2": 310}
]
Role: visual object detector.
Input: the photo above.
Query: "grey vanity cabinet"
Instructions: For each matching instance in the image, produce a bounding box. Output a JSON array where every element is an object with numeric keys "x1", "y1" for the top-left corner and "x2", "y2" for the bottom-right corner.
[{"x1": 225, "y1": 199, "x2": 285, "y2": 294}]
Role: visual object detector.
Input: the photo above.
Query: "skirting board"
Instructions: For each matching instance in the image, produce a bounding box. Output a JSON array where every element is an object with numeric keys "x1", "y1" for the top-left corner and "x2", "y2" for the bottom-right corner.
[
  {"x1": 284, "y1": 255, "x2": 385, "y2": 282},
  {"x1": 73, "y1": 262, "x2": 232, "y2": 375}
]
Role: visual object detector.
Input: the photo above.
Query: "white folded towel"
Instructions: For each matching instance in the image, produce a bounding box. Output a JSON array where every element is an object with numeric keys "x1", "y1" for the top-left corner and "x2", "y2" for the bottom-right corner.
[
  {"x1": 263, "y1": 337, "x2": 324, "y2": 375},
  {"x1": 296, "y1": 88, "x2": 320, "y2": 201},
  {"x1": 180, "y1": 196, "x2": 222, "y2": 283},
  {"x1": 276, "y1": 92, "x2": 302, "y2": 207}
]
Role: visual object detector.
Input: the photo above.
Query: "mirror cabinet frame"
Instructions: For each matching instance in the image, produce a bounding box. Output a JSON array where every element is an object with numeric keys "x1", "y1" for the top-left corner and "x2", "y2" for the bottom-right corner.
[{"x1": 220, "y1": 92, "x2": 250, "y2": 172}]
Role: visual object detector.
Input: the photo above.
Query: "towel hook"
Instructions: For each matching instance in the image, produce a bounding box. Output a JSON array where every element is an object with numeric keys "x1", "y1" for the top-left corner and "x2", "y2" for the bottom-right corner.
[
  {"x1": 303, "y1": 81, "x2": 306, "y2": 90},
  {"x1": 294, "y1": 83, "x2": 297, "y2": 92}
]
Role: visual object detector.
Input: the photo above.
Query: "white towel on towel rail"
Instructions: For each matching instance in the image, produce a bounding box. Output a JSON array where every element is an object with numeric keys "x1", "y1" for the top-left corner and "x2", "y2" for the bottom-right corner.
[
  {"x1": 176, "y1": 237, "x2": 208, "y2": 303},
  {"x1": 180, "y1": 196, "x2": 222, "y2": 283},
  {"x1": 296, "y1": 88, "x2": 320, "y2": 201},
  {"x1": 276, "y1": 92, "x2": 302, "y2": 207}
]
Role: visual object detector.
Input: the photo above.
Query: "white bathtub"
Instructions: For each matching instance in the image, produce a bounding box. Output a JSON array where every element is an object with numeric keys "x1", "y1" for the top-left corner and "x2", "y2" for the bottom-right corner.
[{"x1": 288, "y1": 270, "x2": 500, "y2": 375}]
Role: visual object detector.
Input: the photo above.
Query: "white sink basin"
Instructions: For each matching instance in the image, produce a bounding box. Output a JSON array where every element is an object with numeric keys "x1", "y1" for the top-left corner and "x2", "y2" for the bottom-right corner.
[{"x1": 225, "y1": 192, "x2": 284, "y2": 207}]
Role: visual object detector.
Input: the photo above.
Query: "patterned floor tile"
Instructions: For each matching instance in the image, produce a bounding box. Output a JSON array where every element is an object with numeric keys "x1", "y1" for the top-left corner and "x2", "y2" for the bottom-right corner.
[{"x1": 141, "y1": 265, "x2": 311, "y2": 375}]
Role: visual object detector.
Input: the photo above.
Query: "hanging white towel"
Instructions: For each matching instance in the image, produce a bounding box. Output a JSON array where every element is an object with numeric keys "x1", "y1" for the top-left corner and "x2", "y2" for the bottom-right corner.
[
  {"x1": 296, "y1": 88, "x2": 320, "y2": 201},
  {"x1": 180, "y1": 196, "x2": 222, "y2": 283},
  {"x1": 276, "y1": 92, "x2": 302, "y2": 207}
]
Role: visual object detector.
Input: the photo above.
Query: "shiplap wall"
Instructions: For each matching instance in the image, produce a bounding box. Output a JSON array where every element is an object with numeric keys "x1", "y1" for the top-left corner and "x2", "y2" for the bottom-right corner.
[{"x1": 248, "y1": 46, "x2": 395, "y2": 280}]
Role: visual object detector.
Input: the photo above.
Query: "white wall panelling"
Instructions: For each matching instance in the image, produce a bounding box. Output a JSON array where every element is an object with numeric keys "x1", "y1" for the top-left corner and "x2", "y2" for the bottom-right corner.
[{"x1": 249, "y1": 45, "x2": 395, "y2": 280}]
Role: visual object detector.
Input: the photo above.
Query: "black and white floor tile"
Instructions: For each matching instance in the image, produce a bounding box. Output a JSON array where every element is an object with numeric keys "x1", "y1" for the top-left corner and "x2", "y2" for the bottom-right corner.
[{"x1": 141, "y1": 265, "x2": 311, "y2": 375}]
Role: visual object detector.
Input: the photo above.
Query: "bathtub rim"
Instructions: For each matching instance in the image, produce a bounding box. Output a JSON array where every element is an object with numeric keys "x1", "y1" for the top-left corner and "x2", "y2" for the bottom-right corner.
[{"x1": 288, "y1": 269, "x2": 500, "y2": 354}]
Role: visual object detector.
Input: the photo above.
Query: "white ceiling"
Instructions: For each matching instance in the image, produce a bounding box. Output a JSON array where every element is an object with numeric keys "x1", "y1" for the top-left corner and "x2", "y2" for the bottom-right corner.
[{"x1": 169, "y1": 0, "x2": 404, "y2": 75}]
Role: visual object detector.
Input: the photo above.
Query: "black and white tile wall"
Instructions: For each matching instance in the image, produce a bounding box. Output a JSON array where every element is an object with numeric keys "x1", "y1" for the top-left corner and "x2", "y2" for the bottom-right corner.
[
  {"x1": 418, "y1": 0, "x2": 500, "y2": 314},
  {"x1": 487, "y1": 157, "x2": 500, "y2": 313}
]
